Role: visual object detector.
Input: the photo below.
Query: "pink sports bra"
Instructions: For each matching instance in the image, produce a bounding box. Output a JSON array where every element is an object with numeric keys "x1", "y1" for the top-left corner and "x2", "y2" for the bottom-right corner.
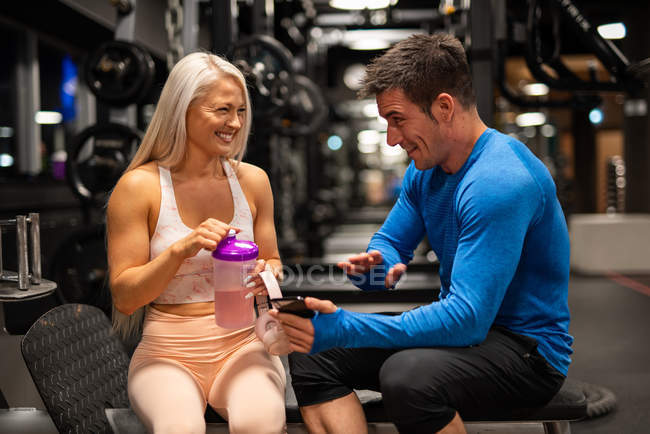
[{"x1": 150, "y1": 160, "x2": 255, "y2": 304}]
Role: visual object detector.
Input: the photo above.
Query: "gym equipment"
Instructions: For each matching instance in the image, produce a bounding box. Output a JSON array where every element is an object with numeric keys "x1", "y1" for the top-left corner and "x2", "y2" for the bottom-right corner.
[
  {"x1": 229, "y1": 34, "x2": 295, "y2": 118},
  {"x1": 21, "y1": 304, "x2": 130, "y2": 434},
  {"x1": 569, "y1": 213, "x2": 650, "y2": 274},
  {"x1": 574, "y1": 380, "x2": 617, "y2": 419},
  {"x1": 526, "y1": 0, "x2": 648, "y2": 95},
  {"x1": 84, "y1": 40, "x2": 155, "y2": 107},
  {"x1": 496, "y1": 39, "x2": 602, "y2": 110},
  {"x1": 495, "y1": 0, "x2": 649, "y2": 109},
  {"x1": 1, "y1": 214, "x2": 41, "y2": 290},
  {"x1": 0, "y1": 213, "x2": 57, "y2": 341},
  {"x1": 606, "y1": 156, "x2": 626, "y2": 214},
  {"x1": 0, "y1": 409, "x2": 57, "y2": 434},
  {"x1": 110, "y1": 0, "x2": 133, "y2": 15},
  {"x1": 164, "y1": 0, "x2": 184, "y2": 71},
  {"x1": 278, "y1": 74, "x2": 328, "y2": 137},
  {"x1": 40, "y1": 304, "x2": 590, "y2": 433},
  {"x1": 0, "y1": 213, "x2": 56, "y2": 299},
  {"x1": 48, "y1": 224, "x2": 112, "y2": 317},
  {"x1": 66, "y1": 123, "x2": 142, "y2": 207}
]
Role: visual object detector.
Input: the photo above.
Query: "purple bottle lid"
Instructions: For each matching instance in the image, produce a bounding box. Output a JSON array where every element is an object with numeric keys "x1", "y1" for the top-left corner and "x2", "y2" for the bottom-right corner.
[{"x1": 212, "y1": 230, "x2": 259, "y2": 262}]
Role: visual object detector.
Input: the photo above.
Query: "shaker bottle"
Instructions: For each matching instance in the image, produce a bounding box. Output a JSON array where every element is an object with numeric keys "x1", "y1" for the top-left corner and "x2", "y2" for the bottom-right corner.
[{"x1": 212, "y1": 230, "x2": 258, "y2": 329}]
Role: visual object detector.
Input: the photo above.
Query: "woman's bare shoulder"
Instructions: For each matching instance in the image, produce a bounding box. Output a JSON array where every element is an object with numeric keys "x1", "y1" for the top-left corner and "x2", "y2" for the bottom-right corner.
[
  {"x1": 236, "y1": 161, "x2": 269, "y2": 185},
  {"x1": 110, "y1": 162, "x2": 160, "y2": 206},
  {"x1": 235, "y1": 162, "x2": 273, "y2": 207},
  {"x1": 118, "y1": 162, "x2": 159, "y2": 188}
]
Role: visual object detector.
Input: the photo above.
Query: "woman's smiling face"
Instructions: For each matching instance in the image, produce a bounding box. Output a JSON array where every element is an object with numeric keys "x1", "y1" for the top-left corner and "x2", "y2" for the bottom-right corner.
[{"x1": 185, "y1": 75, "x2": 246, "y2": 159}]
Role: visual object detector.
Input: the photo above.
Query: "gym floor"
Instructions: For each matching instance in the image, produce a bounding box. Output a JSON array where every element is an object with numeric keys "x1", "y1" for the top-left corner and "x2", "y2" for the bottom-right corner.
[
  {"x1": 1, "y1": 271, "x2": 649, "y2": 433},
  {"x1": 566, "y1": 273, "x2": 650, "y2": 434}
]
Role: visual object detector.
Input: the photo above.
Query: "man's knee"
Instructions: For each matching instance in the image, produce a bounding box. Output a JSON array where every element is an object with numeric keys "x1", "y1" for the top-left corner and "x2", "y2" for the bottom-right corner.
[
  {"x1": 379, "y1": 349, "x2": 457, "y2": 432},
  {"x1": 379, "y1": 348, "x2": 460, "y2": 393},
  {"x1": 381, "y1": 352, "x2": 433, "y2": 403}
]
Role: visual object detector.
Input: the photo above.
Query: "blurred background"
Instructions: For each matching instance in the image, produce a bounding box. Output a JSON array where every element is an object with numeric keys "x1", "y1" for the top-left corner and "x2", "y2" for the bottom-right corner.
[{"x1": 0, "y1": 2, "x2": 649, "y2": 432}]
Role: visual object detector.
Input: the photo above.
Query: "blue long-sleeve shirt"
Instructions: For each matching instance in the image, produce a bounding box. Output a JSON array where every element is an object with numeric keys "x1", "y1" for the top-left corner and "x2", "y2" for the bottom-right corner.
[{"x1": 311, "y1": 128, "x2": 573, "y2": 375}]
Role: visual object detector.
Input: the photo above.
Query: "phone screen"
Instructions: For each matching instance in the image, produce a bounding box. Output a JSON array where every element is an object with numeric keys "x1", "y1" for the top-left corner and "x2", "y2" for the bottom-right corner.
[{"x1": 271, "y1": 296, "x2": 315, "y2": 318}]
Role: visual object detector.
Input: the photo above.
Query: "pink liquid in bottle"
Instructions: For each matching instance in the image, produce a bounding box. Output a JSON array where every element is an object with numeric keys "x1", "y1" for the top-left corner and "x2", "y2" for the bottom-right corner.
[{"x1": 212, "y1": 231, "x2": 258, "y2": 329}]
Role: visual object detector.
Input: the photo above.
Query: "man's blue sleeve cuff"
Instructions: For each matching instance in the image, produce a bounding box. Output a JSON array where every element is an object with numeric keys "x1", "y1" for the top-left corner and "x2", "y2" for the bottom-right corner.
[
  {"x1": 310, "y1": 308, "x2": 344, "y2": 354},
  {"x1": 347, "y1": 263, "x2": 394, "y2": 291}
]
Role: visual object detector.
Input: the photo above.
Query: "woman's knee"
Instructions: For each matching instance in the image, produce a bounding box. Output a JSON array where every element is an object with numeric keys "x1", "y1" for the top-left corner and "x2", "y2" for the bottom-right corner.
[
  {"x1": 227, "y1": 400, "x2": 286, "y2": 434},
  {"x1": 151, "y1": 417, "x2": 206, "y2": 434}
]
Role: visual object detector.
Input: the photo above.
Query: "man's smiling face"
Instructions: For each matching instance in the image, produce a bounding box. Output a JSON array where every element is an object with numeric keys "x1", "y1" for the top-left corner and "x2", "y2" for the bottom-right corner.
[{"x1": 376, "y1": 88, "x2": 450, "y2": 171}]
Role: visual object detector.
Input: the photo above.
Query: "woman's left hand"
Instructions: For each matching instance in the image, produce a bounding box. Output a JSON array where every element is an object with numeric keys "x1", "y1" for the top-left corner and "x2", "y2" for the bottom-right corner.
[
  {"x1": 244, "y1": 259, "x2": 268, "y2": 298},
  {"x1": 245, "y1": 259, "x2": 284, "y2": 298}
]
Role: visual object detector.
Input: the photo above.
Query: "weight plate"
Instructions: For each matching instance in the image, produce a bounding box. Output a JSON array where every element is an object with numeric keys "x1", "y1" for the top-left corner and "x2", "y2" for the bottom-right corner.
[
  {"x1": 48, "y1": 224, "x2": 112, "y2": 318},
  {"x1": 229, "y1": 35, "x2": 295, "y2": 118},
  {"x1": 85, "y1": 40, "x2": 156, "y2": 107},
  {"x1": 279, "y1": 74, "x2": 328, "y2": 137},
  {"x1": 66, "y1": 123, "x2": 142, "y2": 207}
]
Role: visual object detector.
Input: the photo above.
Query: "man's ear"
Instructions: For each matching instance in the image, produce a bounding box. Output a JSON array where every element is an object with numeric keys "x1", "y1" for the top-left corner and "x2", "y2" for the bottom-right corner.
[{"x1": 430, "y1": 93, "x2": 454, "y2": 122}]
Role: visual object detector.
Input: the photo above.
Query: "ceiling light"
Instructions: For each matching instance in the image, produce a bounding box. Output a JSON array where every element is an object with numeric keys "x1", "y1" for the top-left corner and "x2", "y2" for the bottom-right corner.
[
  {"x1": 343, "y1": 29, "x2": 425, "y2": 49},
  {"x1": 380, "y1": 141, "x2": 403, "y2": 157},
  {"x1": 362, "y1": 102, "x2": 379, "y2": 118},
  {"x1": 540, "y1": 124, "x2": 557, "y2": 138},
  {"x1": 523, "y1": 83, "x2": 550, "y2": 96},
  {"x1": 327, "y1": 135, "x2": 343, "y2": 151},
  {"x1": 330, "y1": 0, "x2": 392, "y2": 10},
  {"x1": 358, "y1": 129, "x2": 381, "y2": 145},
  {"x1": 597, "y1": 23, "x2": 626, "y2": 40},
  {"x1": 0, "y1": 126, "x2": 14, "y2": 138},
  {"x1": 589, "y1": 108, "x2": 604, "y2": 125},
  {"x1": 349, "y1": 39, "x2": 390, "y2": 50},
  {"x1": 370, "y1": 10, "x2": 388, "y2": 25},
  {"x1": 0, "y1": 153, "x2": 14, "y2": 167},
  {"x1": 343, "y1": 63, "x2": 366, "y2": 90},
  {"x1": 358, "y1": 141, "x2": 378, "y2": 154},
  {"x1": 523, "y1": 126, "x2": 537, "y2": 138},
  {"x1": 515, "y1": 112, "x2": 546, "y2": 127},
  {"x1": 34, "y1": 111, "x2": 63, "y2": 125}
]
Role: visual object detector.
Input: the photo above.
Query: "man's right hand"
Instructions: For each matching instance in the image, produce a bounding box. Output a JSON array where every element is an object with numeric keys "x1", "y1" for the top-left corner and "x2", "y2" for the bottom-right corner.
[{"x1": 337, "y1": 250, "x2": 407, "y2": 288}]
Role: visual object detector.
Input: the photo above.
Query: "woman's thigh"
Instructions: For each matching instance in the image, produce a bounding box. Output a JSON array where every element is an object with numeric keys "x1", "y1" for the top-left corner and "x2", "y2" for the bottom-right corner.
[
  {"x1": 129, "y1": 361, "x2": 207, "y2": 434},
  {"x1": 208, "y1": 341, "x2": 286, "y2": 433}
]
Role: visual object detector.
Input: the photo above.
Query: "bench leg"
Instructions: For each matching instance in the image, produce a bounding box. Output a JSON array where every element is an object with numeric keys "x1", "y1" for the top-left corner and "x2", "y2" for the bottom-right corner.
[{"x1": 544, "y1": 421, "x2": 571, "y2": 434}]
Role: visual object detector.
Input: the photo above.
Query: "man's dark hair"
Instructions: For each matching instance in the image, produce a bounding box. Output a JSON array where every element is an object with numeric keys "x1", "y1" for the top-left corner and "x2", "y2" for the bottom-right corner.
[{"x1": 359, "y1": 33, "x2": 476, "y2": 113}]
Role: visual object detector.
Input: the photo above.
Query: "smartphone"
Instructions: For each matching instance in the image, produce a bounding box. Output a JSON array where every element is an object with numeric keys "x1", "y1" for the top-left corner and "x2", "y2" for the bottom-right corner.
[{"x1": 271, "y1": 296, "x2": 315, "y2": 318}]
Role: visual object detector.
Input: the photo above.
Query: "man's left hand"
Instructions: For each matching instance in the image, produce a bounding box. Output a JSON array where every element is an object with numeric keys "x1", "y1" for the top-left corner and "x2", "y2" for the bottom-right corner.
[{"x1": 268, "y1": 297, "x2": 337, "y2": 353}]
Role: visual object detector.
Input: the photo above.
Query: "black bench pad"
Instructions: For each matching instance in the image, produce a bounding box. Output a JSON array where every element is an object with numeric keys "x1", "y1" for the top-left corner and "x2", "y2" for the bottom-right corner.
[{"x1": 463, "y1": 379, "x2": 588, "y2": 422}]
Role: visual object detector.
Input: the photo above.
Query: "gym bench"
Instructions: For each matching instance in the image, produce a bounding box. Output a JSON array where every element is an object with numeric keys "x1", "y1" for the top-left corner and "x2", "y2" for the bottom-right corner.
[{"x1": 21, "y1": 304, "x2": 587, "y2": 433}]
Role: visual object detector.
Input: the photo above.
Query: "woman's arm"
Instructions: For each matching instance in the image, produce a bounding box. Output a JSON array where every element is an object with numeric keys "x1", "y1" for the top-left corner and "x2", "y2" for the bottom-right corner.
[
  {"x1": 107, "y1": 166, "x2": 179, "y2": 314},
  {"x1": 245, "y1": 164, "x2": 282, "y2": 277},
  {"x1": 107, "y1": 166, "x2": 233, "y2": 314}
]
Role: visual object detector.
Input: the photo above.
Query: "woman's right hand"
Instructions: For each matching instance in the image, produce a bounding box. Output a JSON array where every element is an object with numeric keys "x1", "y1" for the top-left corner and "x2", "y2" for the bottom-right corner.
[{"x1": 173, "y1": 218, "x2": 240, "y2": 259}]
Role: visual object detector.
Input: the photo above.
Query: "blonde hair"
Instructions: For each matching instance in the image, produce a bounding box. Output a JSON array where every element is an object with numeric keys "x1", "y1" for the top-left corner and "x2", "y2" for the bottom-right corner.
[{"x1": 112, "y1": 52, "x2": 253, "y2": 339}]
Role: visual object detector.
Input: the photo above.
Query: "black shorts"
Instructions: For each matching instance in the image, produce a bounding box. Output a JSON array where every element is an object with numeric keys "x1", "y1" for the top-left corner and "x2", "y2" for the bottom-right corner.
[{"x1": 288, "y1": 326, "x2": 565, "y2": 433}]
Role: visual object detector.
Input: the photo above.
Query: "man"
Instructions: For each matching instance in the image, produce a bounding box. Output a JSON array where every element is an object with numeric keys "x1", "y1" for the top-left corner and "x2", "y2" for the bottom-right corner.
[{"x1": 270, "y1": 33, "x2": 573, "y2": 434}]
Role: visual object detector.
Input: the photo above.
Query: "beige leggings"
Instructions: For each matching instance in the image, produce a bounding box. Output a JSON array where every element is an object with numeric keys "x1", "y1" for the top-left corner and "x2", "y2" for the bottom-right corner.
[{"x1": 128, "y1": 306, "x2": 286, "y2": 434}]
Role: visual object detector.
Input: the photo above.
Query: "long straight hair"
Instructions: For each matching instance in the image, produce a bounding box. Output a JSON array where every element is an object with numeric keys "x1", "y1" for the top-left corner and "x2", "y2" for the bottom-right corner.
[{"x1": 112, "y1": 52, "x2": 253, "y2": 339}]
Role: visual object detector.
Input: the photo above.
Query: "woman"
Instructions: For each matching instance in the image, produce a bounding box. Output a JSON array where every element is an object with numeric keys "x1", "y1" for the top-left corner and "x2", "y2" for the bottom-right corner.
[{"x1": 107, "y1": 52, "x2": 286, "y2": 433}]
